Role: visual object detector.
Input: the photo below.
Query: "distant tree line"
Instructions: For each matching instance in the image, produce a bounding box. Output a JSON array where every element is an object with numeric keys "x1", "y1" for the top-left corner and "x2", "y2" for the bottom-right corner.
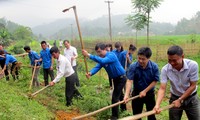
[{"x1": 0, "y1": 18, "x2": 35, "y2": 46}]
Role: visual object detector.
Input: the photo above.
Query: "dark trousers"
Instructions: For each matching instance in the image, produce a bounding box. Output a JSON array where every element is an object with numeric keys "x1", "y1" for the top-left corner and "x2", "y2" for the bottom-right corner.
[
  {"x1": 108, "y1": 75, "x2": 112, "y2": 88},
  {"x1": 65, "y1": 73, "x2": 81, "y2": 105},
  {"x1": 112, "y1": 75, "x2": 126, "y2": 118},
  {"x1": 169, "y1": 93, "x2": 200, "y2": 120},
  {"x1": 11, "y1": 62, "x2": 19, "y2": 80},
  {"x1": 132, "y1": 90, "x2": 156, "y2": 120},
  {"x1": 0, "y1": 59, "x2": 9, "y2": 80},
  {"x1": 43, "y1": 68, "x2": 54, "y2": 86},
  {"x1": 72, "y1": 65, "x2": 80, "y2": 87}
]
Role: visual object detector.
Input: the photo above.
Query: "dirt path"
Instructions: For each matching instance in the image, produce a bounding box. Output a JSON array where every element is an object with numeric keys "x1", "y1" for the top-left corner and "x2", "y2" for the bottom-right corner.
[{"x1": 56, "y1": 109, "x2": 94, "y2": 120}]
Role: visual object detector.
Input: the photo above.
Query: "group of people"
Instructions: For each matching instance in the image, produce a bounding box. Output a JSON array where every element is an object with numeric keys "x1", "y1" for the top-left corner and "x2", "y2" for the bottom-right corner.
[
  {"x1": 82, "y1": 42, "x2": 200, "y2": 120},
  {"x1": 0, "y1": 44, "x2": 19, "y2": 80},
  {"x1": 0, "y1": 40, "x2": 82, "y2": 107},
  {"x1": 0, "y1": 40, "x2": 199, "y2": 120}
]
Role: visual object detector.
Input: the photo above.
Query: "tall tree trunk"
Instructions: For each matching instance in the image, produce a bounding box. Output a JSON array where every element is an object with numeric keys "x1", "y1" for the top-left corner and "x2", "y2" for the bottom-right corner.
[{"x1": 147, "y1": 12, "x2": 150, "y2": 46}]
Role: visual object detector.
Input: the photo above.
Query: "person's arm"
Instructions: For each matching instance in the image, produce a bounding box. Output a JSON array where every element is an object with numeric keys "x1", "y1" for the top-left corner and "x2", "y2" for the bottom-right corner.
[
  {"x1": 140, "y1": 81, "x2": 157, "y2": 97},
  {"x1": 82, "y1": 49, "x2": 115, "y2": 64},
  {"x1": 50, "y1": 56, "x2": 54, "y2": 70},
  {"x1": 140, "y1": 63, "x2": 159, "y2": 97},
  {"x1": 126, "y1": 53, "x2": 131, "y2": 64},
  {"x1": 154, "y1": 83, "x2": 167, "y2": 114},
  {"x1": 124, "y1": 79, "x2": 133, "y2": 103},
  {"x1": 172, "y1": 81, "x2": 197, "y2": 108},
  {"x1": 50, "y1": 60, "x2": 65, "y2": 86},
  {"x1": 0, "y1": 55, "x2": 7, "y2": 74},
  {"x1": 0, "y1": 64, "x2": 6, "y2": 74}
]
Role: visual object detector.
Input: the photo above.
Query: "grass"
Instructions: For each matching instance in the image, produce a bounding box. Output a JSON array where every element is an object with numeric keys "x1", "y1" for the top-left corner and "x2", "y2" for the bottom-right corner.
[{"x1": 0, "y1": 81, "x2": 53, "y2": 120}]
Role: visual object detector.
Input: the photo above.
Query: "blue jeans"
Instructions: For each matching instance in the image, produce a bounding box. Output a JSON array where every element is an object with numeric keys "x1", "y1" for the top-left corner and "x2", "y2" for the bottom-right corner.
[{"x1": 169, "y1": 93, "x2": 200, "y2": 120}]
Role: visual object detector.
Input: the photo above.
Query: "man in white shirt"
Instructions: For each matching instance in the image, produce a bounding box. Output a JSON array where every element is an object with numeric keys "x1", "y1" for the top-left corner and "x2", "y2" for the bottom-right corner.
[
  {"x1": 154, "y1": 45, "x2": 200, "y2": 120},
  {"x1": 49, "y1": 47, "x2": 82, "y2": 106},
  {"x1": 63, "y1": 40, "x2": 80, "y2": 87}
]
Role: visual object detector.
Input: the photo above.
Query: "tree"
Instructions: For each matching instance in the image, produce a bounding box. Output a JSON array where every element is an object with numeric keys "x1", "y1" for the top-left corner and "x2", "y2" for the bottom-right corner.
[
  {"x1": 126, "y1": 13, "x2": 146, "y2": 46},
  {"x1": 129, "y1": 0, "x2": 163, "y2": 46},
  {"x1": 13, "y1": 26, "x2": 33, "y2": 41},
  {"x1": 0, "y1": 23, "x2": 10, "y2": 46}
]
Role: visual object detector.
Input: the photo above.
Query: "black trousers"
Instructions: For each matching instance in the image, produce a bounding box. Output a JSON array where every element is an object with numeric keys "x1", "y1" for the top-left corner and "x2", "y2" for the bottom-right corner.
[
  {"x1": 0, "y1": 59, "x2": 9, "y2": 80},
  {"x1": 11, "y1": 62, "x2": 19, "y2": 80},
  {"x1": 112, "y1": 75, "x2": 126, "y2": 118},
  {"x1": 72, "y1": 65, "x2": 80, "y2": 87},
  {"x1": 65, "y1": 73, "x2": 81, "y2": 105},
  {"x1": 43, "y1": 68, "x2": 54, "y2": 86},
  {"x1": 132, "y1": 90, "x2": 156, "y2": 120}
]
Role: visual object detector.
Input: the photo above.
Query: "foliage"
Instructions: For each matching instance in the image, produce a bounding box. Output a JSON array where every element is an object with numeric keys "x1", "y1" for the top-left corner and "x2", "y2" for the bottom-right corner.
[
  {"x1": 10, "y1": 45, "x2": 24, "y2": 54},
  {"x1": 128, "y1": 0, "x2": 163, "y2": 45}
]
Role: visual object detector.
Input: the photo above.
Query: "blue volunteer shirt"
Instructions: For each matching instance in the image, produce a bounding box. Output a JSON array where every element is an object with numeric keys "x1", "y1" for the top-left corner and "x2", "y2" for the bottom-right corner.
[
  {"x1": 90, "y1": 52, "x2": 125, "y2": 79},
  {"x1": 5, "y1": 54, "x2": 17, "y2": 65},
  {"x1": 28, "y1": 51, "x2": 41, "y2": 66},
  {"x1": 127, "y1": 60, "x2": 160, "y2": 92},
  {"x1": 40, "y1": 48, "x2": 52, "y2": 69},
  {"x1": 119, "y1": 50, "x2": 133, "y2": 69},
  {"x1": 112, "y1": 49, "x2": 122, "y2": 59},
  {"x1": 0, "y1": 50, "x2": 8, "y2": 61}
]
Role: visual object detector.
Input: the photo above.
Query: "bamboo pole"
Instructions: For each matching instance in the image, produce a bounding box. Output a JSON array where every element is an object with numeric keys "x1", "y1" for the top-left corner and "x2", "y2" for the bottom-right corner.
[
  {"x1": 29, "y1": 63, "x2": 37, "y2": 90},
  {"x1": 72, "y1": 95, "x2": 140, "y2": 120},
  {"x1": 119, "y1": 104, "x2": 174, "y2": 120}
]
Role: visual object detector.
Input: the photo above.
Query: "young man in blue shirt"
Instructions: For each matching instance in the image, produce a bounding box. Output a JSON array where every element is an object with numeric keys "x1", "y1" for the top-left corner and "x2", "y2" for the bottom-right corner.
[
  {"x1": 82, "y1": 43, "x2": 126, "y2": 120},
  {"x1": 0, "y1": 50, "x2": 19, "y2": 80},
  {"x1": 35, "y1": 41, "x2": 54, "y2": 86},
  {"x1": 24, "y1": 46, "x2": 41, "y2": 87},
  {"x1": 124, "y1": 47, "x2": 159, "y2": 120}
]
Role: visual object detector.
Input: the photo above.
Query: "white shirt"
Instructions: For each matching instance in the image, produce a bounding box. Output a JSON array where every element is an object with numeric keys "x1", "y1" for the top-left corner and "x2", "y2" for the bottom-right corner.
[
  {"x1": 59, "y1": 41, "x2": 63, "y2": 47},
  {"x1": 161, "y1": 59, "x2": 199, "y2": 96},
  {"x1": 53, "y1": 54, "x2": 74, "y2": 83},
  {"x1": 63, "y1": 46, "x2": 78, "y2": 66}
]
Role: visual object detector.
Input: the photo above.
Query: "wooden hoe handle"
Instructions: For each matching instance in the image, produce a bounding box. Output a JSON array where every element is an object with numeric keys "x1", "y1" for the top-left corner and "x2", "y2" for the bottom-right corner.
[
  {"x1": 119, "y1": 104, "x2": 174, "y2": 120},
  {"x1": 72, "y1": 95, "x2": 140, "y2": 120},
  {"x1": 30, "y1": 85, "x2": 50, "y2": 97}
]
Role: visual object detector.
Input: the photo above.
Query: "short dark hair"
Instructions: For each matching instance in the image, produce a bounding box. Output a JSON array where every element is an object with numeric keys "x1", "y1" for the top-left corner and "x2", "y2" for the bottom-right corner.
[
  {"x1": 95, "y1": 43, "x2": 106, "y2": 51},
  {"x1": 105, "y1": 43, "x2": 113, "y2": 51},
  {"x1": 41, "y1": 41, "x2": 47, "y2": 45},
  {"x1": 24, "y1": 46, "x2": 31, "y2": 51},
  {"x1": 0, "y1": 50, "x2": 5, "y2": 55},
  {"x1": 167, "y1": 45, "x2": 183, "y2": 56},
  {"x1": 114, "y1": 41, "x2": 124, "y2": 51},
  {"x1": 63, "y1": 40, "x2": 69, "y2": 44},
  {"x1": 137, "y1": 47, "x2": 152, "y2": 59},
  {"x1": 50, "y1": 46, "x2": 60, "y2": 54},
  {"x1": 129, "y1": 44, "x2": 137, "y2": 51}
]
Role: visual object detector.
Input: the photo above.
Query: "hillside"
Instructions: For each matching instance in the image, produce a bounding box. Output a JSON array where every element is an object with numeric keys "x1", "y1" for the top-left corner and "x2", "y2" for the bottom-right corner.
[{"x1": 32, "y1": 14, "x2": 175, "y2": 40}]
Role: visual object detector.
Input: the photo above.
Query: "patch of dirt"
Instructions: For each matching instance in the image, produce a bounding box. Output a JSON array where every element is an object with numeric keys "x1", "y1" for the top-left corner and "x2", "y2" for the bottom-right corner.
[{"x1": 56, "y1": 109, "x2": 94, "y2": 120}]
